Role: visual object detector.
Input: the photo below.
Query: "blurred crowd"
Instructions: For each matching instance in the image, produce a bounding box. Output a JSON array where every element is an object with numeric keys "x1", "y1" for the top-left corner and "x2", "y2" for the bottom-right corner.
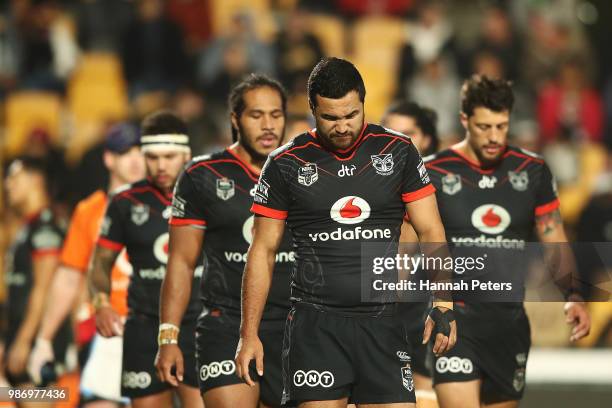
[{"x1": 1, "y1": 0, "x2": 611, "y2": 348}]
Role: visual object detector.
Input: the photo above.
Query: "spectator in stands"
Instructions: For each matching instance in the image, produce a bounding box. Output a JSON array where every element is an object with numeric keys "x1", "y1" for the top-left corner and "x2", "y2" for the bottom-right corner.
[
  {"x1": 274, "y1": 9, "x2": 324, "y2": 94},
  {"x1": 120, "y1": 0, "x2": 188, "y2": 98},
  {"x1": 197, "y1": 12, "x2": 275, "y2": 107},
  {"x1": 460, "y1": 5, "x2": 521, "y2": 81},
  {"x1": 173, "y1": 89, "x2": 222, "y2": 156},
  {"x1": 397, "y1": 0, "x2": 457, "y2": 90},
  {"x1": 537, "y1": 56, "x2": 604, "y2": 144},
  {"x1": 74, "y1": 0, "x2": 133, "y2": 51},
  {"x1": 406, "y1": 55, "x2": 460, "y2": 144}
]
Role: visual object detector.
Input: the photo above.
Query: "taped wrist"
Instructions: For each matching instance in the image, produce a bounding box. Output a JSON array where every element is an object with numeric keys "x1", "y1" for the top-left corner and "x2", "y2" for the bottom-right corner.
[{"x1": 429, "y1": 307, "x2": 456, "y2": 337}]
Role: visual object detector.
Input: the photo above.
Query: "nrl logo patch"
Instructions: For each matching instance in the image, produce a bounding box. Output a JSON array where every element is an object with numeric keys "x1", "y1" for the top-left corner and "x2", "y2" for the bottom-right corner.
[
  {"x1": 371, "y1": 154, "x2": 394, "y2": 176},
  {"x1": 401, "y1": 366, "x2": 414, "y2": 392},
  {"x1": 298, "y1": 163, "x2": 318, "y2": 186},
  {"x1": 508, "y1": 171, "x2": 529, "y2": 191},
  {"x1": 131, "y1": 205, "x2": 150, "y2": 225},
  {"x1": 442, "y1": 173, "x2": 462, "y2": 195},
  {"x1": 216, "y1": 178, "x2": 235, "y2": 201}
]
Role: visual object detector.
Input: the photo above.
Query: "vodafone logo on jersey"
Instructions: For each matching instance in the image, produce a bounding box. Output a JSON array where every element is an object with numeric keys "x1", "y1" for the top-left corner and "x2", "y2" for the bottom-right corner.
[
  {"x1": 153, "y1": 233, "x2": 170, "y2": 264},
  {"x1": 330, "y1": 196, "x2": 371, "y2": 225},
  {"x1": 243, "y1": 215, "x2": 254, "y2": 244},
  {"x1": 471, "y1": 204, "x2": 511, "y2": 234}
]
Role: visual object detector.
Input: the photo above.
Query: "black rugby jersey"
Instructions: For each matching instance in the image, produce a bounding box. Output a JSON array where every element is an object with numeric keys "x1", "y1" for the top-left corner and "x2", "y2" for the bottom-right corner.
[
  {"x1": 98, "y1": 179, "x2": 201, "y2": 319},
  {"x1": 424, "y1": 146, "x2": 559, "y2": 312},
  {"x1": 169, "y1": 148, "x2": 294, "y2": 320},
  {"x1": 4, "y1": 209, "x2": 63, "y2": 334},
  {"x1": 252, "y1": 123, "x2": 435, "y2": 312}
]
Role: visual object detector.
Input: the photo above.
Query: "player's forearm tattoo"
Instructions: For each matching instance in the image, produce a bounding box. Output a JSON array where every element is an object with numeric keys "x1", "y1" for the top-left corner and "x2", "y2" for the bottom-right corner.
[
  {"x1": 88, "y1": 246, "x2": 118, "y2": 296},
  {"x1": 535, "y1": 209, "x2": 562, "y2": 236}
]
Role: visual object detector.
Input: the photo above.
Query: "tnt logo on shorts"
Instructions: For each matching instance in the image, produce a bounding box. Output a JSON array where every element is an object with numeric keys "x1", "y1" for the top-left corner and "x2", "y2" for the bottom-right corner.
[
  {"x1": 200, "y1": 360, "x2": 235, "y2": 381},
  {"x1": 122, "y1": 371, "x2": 152, "y2": 389},
  {"x1": 293, "y1": 370, "x2": 335, "y2": 388},
  {"x1": 436, "y1": 357, "x2": 473, "y2": 374}
]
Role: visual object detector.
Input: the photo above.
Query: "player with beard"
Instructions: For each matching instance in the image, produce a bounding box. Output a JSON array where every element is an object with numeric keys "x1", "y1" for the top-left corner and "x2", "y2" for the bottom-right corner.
[
  {"x1": 89, "y1": 111, "x2": 203, "y2": 408},
  {"x1": 424, "y1": 76, "x2": 590, "y2": 408},
  {"x1": 27, "y1": 124, "x2": 144, "y2": 406},
  {"x1": 155, "y1": 74, "x2": 294, "y2": 407},
  {"x1": 236, "y1": 58, "x2": 456, "y2": 408},
  {"x1": 382, "y1": 101, "x2": 441, "y2": 408}
]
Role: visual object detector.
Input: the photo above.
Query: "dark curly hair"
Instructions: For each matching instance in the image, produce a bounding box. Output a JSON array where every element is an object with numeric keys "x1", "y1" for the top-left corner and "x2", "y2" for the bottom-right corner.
[{"x1": 460, "y1": 75, "x2": 514, "y2": 117}]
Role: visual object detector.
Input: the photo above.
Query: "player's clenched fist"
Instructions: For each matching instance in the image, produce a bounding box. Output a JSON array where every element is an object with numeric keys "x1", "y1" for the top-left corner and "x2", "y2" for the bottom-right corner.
[
  {"x1": 423, "y1": 306, "x2": 457, "y2": 356},
  {"x1": 235, "y1": 335, "x2": 264, "y2": 387}
]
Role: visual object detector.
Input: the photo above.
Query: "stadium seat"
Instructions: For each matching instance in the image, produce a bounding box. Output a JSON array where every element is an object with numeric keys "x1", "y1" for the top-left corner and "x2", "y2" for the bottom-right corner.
[
  {"x1": 307, "y1": 13, "x2": 347, "y2": 57},
  {"x1": 4, "y1": 91, "x2": 63, "y2": 157},
  {"x1": 66, "y1": 53, "x2": 128, "y2": 159},
  {"x1": 351, "y1": 16, "x2": 406, "y2": 63}
]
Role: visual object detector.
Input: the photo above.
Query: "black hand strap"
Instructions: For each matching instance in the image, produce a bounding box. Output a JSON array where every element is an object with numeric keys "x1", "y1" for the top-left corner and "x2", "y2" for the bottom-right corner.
[{"x1": 429, "y1": 307, "x2": 456, "y2": 337}]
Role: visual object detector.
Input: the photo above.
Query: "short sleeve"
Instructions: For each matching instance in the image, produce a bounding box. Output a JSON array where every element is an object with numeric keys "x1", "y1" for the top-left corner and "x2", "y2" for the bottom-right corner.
[
  {"x1": 535, "y1": 162, "x2": 560, "y2": 216},
  {"x1": 97, "y1": 199, "x2": 126, "y2": 252},
  {"x1": 60, "y1": 206, "x2": 95, "y2": 271},
  {"x1": 169, "y1": 170, "x2": 207, "y2": 228},
  {"x1": 30, "y1": 224, "x2": 63, "y2": 259},
  {"x1": 401, "y1": 142, "x2": 436, "y2": 203},
  {"x1": 251, "y1": 157, "x2": 289, "y2": 220}
]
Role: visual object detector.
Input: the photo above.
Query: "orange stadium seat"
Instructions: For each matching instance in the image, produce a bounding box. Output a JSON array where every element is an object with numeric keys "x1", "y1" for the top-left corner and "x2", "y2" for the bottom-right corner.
[
  {"x1": 351, "y1": 16, "x2": 406, "y2": 64},
  {"x1": 307, "y1": 13, "x2": 347, "y2": 58},
  {"x1": 66, "y1": 53, "x2": 128, "y2": 159},
  {"x1": 4, "y1": 91, "x2": 63, "y2": 157},
  {"x1": 350, "y1": 16, "x2": 407, "y2": 121}
]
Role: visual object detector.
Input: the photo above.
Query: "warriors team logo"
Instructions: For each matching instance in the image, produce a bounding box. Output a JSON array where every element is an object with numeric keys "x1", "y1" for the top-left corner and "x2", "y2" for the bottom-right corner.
[
  {"x1": 471, "y1": 204, "x2": 511, "y2": 234},
  {"x1": 298, "y1": 163, "x2": 318, "y2": 186},
  {"x1": 401, "y1": 366, "x2": 414, "y2": 392},
  {"x1": 330, "y1": 196, "x2": 371, "y2": 225},
  {"x1": 442, "y1": 173, "x2": 462, "y2": 195},
  {"x1": 216, "y1": 178, "x2": 235, "y2": 201},
  {"x1": 131, "y1": 205, "x2": 149, "y2": 225},
  {"x1": 370, "y1": 154, "x2": 394, "y2": 176},
  {"x1": 508, "y1": 171, "x2": 529, "y2": 191}
]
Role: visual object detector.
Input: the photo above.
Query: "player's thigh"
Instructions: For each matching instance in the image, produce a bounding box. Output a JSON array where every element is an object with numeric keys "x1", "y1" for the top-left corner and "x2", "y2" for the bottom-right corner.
[
  {"x1": 202, "y1": 382, "x2": 260, "y2": 408},
  {"x1": 82, "y1": 401, "x2": 121, "y2": 408},
  {"x1": 357, "y1": 403, "x2": 416, "y2": 408},
  {"x1": 299, "y1": 398, "x2": 348, "y2": 408},
  {"x1": 482, "y1": 400, "x2": 519, "y2": 408},
  {"x1": 131, "y1": 389, "x2": 173, "y2": 408},
  {"x1": 434, "y1": 380, "x2": 481, "y2": 408},
  {"x1": 413, "y1": 372, "x2": 433, "y2": 391},
  {"x1": 177, "y1": 383, "x2": 204, "y2": 408}
]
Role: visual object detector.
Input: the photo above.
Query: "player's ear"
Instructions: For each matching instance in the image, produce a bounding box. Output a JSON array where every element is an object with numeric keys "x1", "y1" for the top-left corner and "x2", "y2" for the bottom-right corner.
[
  {"x1": 459, "y1": 112, "x2": 469, "y2": 130},
  {"x1": 103, "y1": 150, "x2": 115, "y2": 170},
  {"x1": 230, "y1": 112, "x2": 239, "y2": 134}
]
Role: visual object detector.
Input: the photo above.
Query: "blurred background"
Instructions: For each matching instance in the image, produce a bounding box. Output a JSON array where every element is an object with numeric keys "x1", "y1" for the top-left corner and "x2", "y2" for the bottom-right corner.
[{"x1": 0, "y1": 0, "x2": 611, "y2": 406}]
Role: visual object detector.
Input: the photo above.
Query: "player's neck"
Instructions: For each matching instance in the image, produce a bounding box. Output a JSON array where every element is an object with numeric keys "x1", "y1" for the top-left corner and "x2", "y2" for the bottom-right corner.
[
  {"x1": 230, "y1": 143, "x2": 265, "y2": 172},
  {"x1": 454, "y1": 140, "x2": 482, "y2": 166},
  {"x1": 20, "y1": 193, "x2": 48, "y2": 220},
  {"x1": 107, "y1": 175, "x2": 127, "y2": 193}
]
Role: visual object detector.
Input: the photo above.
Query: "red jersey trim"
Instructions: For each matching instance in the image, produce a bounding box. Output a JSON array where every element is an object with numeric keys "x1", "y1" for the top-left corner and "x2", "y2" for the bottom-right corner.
[
  {"x1": 32, "y1": 248, "x2": 61, "y2": 259},
  {"x1": 402, "y1": 184, "x2": 436, "y2": 203},
  {"x1": 227, "y1": 146, "x2": 262, "y2": 178},
  {"x1": 169, "y1": 217, "x2": 207, "y2": 227},
  {"x1": 97, "y1": 237, "x2": 124, "y2": 252},
  {"x1": 535, "y1": 198, "x2": 560, "y2": 216},
  {"x1": 251, "y1": 203, "x2": 288, "y2": 220}
]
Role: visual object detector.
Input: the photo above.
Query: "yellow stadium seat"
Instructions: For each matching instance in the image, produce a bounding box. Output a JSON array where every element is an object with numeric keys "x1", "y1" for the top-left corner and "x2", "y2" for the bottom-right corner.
[
  {"x1": 307, "y1": 13, "x2": 347, "y2": 57},
  {"x1": 66, "y1": 53, "x2": 128, "y2": 158},
  {"x1": 4, "y1": 91, "x2": 63, "y2": 157},
  {"x1": 351, "y1": 16, "x2": 406, "y2": 64},
  {"x1": 354, "y1": 62, "x2": 396, "y2": 122}
]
